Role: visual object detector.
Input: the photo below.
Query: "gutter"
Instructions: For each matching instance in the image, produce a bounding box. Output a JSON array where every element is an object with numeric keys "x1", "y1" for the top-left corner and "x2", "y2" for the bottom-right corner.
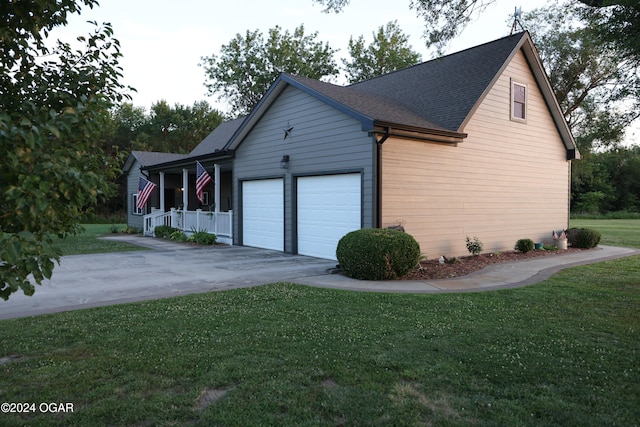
[
  {"x1": 368, "y1": 124, "x2": 466, "y2": 145},
  {"x1": 373, "y1": 128, "x2": 390, "y2": 229},
  {"x1": 371, "y1": 124, "x2": 466, "y2": 229},
  {"x1": 143, "y1": 150, "x2": 235, "y2": 173}
]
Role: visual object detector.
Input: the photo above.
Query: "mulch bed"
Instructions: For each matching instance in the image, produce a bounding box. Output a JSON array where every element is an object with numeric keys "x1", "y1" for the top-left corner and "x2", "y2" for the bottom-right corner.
[{"x1": 402, "y1": 247, "x2": 587, "y2": 280}]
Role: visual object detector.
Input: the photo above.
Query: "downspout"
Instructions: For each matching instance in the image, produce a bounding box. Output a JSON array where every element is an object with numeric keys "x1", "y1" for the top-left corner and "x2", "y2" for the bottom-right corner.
[{"x1": 374, "y1": 128, "x2": 390, "y2": 229}]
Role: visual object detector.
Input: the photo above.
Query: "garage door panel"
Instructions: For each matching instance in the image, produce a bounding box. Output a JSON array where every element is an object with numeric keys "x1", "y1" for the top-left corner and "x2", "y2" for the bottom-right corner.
[
  {"x1": 242, "y1": 179, "x2": 284, "y2": 251},
  {"x1": 297, "y1": 174, "x2": 361, "y2": 260}
]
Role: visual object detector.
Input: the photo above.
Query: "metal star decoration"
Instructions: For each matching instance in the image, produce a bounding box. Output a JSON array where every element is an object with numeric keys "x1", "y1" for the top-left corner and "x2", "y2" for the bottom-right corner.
[{"x1": 283, "y1": 123, "x2": 294, "y2": 139}]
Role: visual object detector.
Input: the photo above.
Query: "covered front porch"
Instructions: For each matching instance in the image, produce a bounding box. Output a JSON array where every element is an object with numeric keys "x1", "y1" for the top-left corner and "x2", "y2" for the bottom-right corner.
[
  {"x1": 143, "y1": 208, "x2": 233, "y2": 245},
  {"x1": 143, "y1": 159, "x2": 233, "y2": 245}
]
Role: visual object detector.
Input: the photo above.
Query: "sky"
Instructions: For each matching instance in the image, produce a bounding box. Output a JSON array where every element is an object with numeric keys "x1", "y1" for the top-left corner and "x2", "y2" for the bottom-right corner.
[{"x1": 53, "y1": 0, "x2": 549, "y2": 113}]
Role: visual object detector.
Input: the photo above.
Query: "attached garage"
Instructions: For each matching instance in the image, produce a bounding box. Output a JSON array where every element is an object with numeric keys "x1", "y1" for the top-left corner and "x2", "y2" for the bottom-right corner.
[
  {"x1": 296, "y1": 173, "x2": 362, "y2": 260},
  {"x1": 242, "y1": 178, "x2": 284, "y2": 251}
]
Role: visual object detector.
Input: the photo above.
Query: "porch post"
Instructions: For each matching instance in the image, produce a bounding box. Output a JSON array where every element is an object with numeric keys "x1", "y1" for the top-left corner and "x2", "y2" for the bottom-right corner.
[
  {"x1": 214, "y1": 163, "x2": 221, "y2": 213},
  {"x1": 159, "y1": 172, "x2": 165, "y2": 211},
  {"x1": 182, "y1": 168, "x2": 189, "y2": 210}
]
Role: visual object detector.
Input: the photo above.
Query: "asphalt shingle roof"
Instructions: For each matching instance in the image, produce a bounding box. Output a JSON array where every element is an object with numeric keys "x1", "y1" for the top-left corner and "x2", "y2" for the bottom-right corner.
[
  {"x1": 349, "y1": 32, "x2": 524, "y2": 131},
  {"x1": 282, "y1": 33, "x2": 525, "y2": 134},
  {"x1": 131, "y1": 151, "x2": 189, "y2": 167},
  {"x1": 189, "y1": 117, "x2": 245, "y2": 157},
  {"x1": 140, "y1": 31, "x2": 578, "y2": 163}
]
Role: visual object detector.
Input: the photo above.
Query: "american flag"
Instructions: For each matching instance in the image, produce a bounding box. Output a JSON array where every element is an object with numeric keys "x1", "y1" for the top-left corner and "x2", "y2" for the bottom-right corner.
[
  {"x1": 137, "y1": 176, "x2": 157, "y2": 209},
  {"x1": 196, "y1": 161, "x2": 212, "y2": 204}
]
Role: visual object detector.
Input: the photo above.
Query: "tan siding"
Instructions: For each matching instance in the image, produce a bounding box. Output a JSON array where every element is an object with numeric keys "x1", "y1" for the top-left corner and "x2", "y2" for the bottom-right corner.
[{"x1": 381, "y1": 50, "x2": 570, "y2": 257}]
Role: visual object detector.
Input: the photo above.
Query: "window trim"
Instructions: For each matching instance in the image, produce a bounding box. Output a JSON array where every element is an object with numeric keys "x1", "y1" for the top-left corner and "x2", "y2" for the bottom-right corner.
[
  {"x1": 510, "y1": 79, "x2": 527, "y2": 123},
  {"x1": 132, "y1": 193, "x2": 143, "y2": 215}
]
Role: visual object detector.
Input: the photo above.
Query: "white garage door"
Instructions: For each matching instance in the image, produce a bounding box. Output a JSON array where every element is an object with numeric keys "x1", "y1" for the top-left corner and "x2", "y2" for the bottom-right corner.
[
  {"x1": 297, "y1": 173, "x2": 361, "y2": 260},
  {"x1": 242, "y1": 179, "x2": 284, "y2": 251}
]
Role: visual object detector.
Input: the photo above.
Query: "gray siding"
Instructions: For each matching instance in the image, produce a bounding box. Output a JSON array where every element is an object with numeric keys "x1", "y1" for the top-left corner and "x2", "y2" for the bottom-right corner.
[
  {"x1": 126, "y1": 158, "x2": 145, "y2": 230},
  {"x1": 233, "y1": 85, "x2": 375, "y2": 253}
]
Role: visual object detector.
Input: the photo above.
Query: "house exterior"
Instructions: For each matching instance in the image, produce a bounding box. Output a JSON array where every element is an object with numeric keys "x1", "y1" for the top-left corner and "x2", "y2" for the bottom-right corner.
[
  {"x1": 122, "y1": 151, "x2": 188, "y2": 230},
  {"x1": 124, "y1": 31, "x2": 578, "y2": 260}
]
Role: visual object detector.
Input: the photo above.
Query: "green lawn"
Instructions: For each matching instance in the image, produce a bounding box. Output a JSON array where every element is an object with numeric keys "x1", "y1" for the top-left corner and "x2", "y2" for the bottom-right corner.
[
  {"x1": 571, "y1": 218, "x2": 640, "y2": 248},
  {"x1": 52, "y1": 224, "x2": 148, "y2": 255},
  {"x1": 0, "y1": 220, "x2": 638, "y2": 426}
]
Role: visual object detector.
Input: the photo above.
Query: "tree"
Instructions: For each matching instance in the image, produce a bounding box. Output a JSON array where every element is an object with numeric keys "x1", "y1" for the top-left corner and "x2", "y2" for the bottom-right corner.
[
  {"x1": 200, "y1": 25, "x2": 339, "y2": 117},
  {"x1": 0, "y1": 0, "x2": 129, "y2": 300},
  {"x1": 110, "y1": 100, "x2": 224, "y2": 154},
  {"x1": 343, "y1": 21, "x2": 422, "y2": 84},
  {"x1": 524, "y1": 3, "x2": 639, "y2": 147},
  {"x1": 313, "y1": 0, "x2": 639, "y2": 57},
  {"x1": 587, "y1": 0, "x2": 640, "y2": 67}
]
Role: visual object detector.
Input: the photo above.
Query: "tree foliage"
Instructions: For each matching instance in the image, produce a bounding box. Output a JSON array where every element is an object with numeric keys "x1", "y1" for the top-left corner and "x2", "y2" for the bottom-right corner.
[
  {"x1": 126, "y1": 100, "x2": 225, "y2": 154},
  {"x1": 572, "y1": 146, "x2": 640, "y2": 213},
  {"x1": 521, "y1": 3, "x2": 639, "y2": 213},
  {"x1": 313, "y1": 0, "x2": 639, "y2": 58},
  {"x1": 586, "y1": 0, "x2": 640, "y2": 67},
  {"x1": 343, "y1": 21, "x2": 422, "y2": 84},
  {"x1": 200, "y1": 25, "x2": 339, "y2": 117},
  {"x1": 0, "y1": 0, "x2": 129, "y2": 299},
  {"x1": 524, "y1": 2, "x2": 639, "y2": 150}
]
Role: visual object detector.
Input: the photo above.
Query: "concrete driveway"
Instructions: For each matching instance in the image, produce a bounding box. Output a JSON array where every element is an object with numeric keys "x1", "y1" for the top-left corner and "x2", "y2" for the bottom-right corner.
[
  {"x1": 1, "y1": 235, "x2": 637, "y2": 321},
  {"x1": 0, "y1": 242, "x2": 338, "y2": 320}
]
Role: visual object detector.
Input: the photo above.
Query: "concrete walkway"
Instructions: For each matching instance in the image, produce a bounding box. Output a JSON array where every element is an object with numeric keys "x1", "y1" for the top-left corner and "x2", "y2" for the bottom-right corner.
[
  {"x1": 0, "y1": 235, "x2": 637, "y2": 320},
  {"x1": 299, "y1": 244, "x2": 639, "y2": 293}
]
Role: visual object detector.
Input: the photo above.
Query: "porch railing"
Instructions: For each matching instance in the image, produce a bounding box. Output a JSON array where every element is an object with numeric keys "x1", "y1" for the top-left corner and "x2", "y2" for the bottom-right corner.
[{"x1": 143, "y1": 208, "x2": 233, "y2": 243}]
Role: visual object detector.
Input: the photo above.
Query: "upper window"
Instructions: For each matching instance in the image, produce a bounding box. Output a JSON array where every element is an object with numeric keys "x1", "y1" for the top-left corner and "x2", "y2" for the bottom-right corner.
[{"x1": 511, "y1": 80, "x2": 527, "y2": 122}]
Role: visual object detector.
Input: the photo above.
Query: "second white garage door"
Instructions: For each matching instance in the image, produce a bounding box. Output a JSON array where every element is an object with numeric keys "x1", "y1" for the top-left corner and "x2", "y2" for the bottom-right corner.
[
  {"x1": 297, "y1": 173, "x2": 361, "y2": 260},
  {"x1": 242, "y1": 179, "x2": 284, "y2": 251}
]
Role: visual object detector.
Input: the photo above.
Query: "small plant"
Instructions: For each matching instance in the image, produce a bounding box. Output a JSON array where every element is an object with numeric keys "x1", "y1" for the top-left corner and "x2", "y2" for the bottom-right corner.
[
  {"x1": 109, "y1": 224, "x2": 121, "y2": 234},
  {"x1": 336, "y1": 228, "x2": 421, "y2": 280},
  {"x1": 445, "y1": 256, "x2": 460, "y2": 264},
  {"x1": 188, "y1": 228, "x2": 217, "y2": 245},
  {"x1": 465, "y1": 236, "x2": 483, "y2": 256},
  {"x1": 123, "y1": 226, "x2": 140, "y2": 234},
  {"x1": 169, "y1": 230, "x2": 188, "y2": 242},
  {"x1": 416, "y1": 253, "x2": 428, "y2": 271},
  {"x1": 515, "y1": 238, "x2": 534, "y2": 253}
]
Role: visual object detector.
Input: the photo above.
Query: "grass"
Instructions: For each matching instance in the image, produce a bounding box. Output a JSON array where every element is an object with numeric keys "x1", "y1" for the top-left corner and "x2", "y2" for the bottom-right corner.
[
  {"x1": 571, "y1": 218, "x2": 640, "y2": 248},
  {"x1": 0, "y1": 220, "x2": 638, "y2": 426},
  {"x1": 51, "y1": 224, "x2": 148, "y2": 255}
]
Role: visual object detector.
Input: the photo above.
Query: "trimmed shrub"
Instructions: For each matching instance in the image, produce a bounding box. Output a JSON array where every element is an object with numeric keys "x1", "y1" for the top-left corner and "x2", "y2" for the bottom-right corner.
[
  {"x1": 336, "y1": 228, "x2": 421, "y2": 280},
  {"x1": 154, "y1": 225, "x2": 179, "y2": 239},
  {"x1": 566, "y1": 227, "x2": 601, "y2": 249},
  {"x1": 188, "y1": 231, "x2": 217, "y2": 245},
  {"x1": 515, "y1": 238, "x2": 535, "y2": 253}
]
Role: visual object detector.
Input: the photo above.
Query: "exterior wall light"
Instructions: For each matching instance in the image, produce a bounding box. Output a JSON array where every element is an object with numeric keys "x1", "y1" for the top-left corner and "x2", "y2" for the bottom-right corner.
[{"x1": 280, "y1": 155, "x2": 290, "y2": 169}]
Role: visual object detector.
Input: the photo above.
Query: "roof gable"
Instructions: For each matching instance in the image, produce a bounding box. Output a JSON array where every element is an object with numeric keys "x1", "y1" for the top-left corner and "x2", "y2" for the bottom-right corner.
[
  {"x1": 350, "y1": 32, "x2": 524, "y2": 131},
  {"x1": 225, "y1": 31, "x2": 577, "y2": 158}
]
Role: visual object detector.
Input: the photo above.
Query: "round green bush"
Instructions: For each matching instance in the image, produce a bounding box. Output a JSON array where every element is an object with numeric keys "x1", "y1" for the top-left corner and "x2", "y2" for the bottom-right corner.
[
  {"x1": 515, "y1": 238, "x2": 535, "y2": 253},
  {"x1": 566, "y1": 227, "x2": 601, "y2": 249},
  {"x1": 336, "y1": 228, "x2": 421, "y2": 280}
]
